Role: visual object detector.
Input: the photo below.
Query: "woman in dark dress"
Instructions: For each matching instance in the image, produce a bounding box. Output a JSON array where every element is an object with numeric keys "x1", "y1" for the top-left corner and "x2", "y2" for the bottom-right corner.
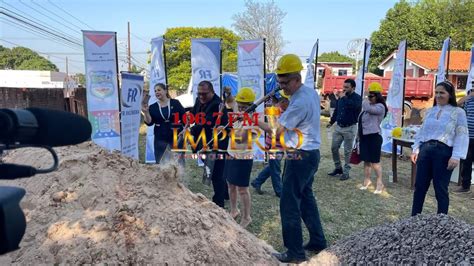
[
  {"x1": 142, "y1": 83, "x2": 185, "y2": 164},
  {"x1": 358, "y1": 82, "x2": 388, "y2": 194}
]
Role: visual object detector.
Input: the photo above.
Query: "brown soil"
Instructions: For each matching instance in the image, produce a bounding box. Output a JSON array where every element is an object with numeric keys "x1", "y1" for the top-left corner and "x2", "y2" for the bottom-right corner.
[{"x1": 0, "y1": 142, "x2": 277, "y2": 264}]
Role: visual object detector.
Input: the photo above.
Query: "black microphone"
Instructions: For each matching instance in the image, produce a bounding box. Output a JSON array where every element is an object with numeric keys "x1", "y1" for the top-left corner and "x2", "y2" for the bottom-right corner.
[
  {"x1": 0, "y1": 164, "x2": 37, "y2": 179},
  {"x1": 0, "y1": 186, "x2": 26, "y2": 255},
  {"x1": 0, "y1": 108, "x2": 92, "y2": 147}
]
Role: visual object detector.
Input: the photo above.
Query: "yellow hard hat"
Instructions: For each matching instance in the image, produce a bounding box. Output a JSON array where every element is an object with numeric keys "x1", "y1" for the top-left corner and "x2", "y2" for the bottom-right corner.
[
  {"x1": 275, "y1": 54, "x2": 303, "y2": 74},
  {"x1": 235, "y1": 87, "x2": 256, "y2": 103},
  {"x1": 280, "y1": 90, "x2": 290, "y2": 99},
  {"x1": 368, "y1": 82, "x2": 383, "y2": 93},
  {"x1": 392, "y1": 127, "x2": 402, "y2": 138}
]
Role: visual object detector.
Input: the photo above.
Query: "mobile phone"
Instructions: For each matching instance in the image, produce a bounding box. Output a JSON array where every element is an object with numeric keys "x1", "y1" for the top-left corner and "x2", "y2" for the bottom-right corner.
[{"x1": 142, "y1": 93, "x2": 151, "y2": 105}]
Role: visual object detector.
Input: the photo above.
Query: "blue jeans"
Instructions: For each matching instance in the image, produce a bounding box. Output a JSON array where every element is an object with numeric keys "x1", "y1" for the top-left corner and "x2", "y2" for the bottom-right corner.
[
  {"x1": 280, "y1": 149, "x2": 327, "y2": 259},
  {"x1": 412, "y1": 141, "x2": 453, "y2": 216},
  {"x1": 252, "y1": 153, "x2": 283, "y2": 195}
]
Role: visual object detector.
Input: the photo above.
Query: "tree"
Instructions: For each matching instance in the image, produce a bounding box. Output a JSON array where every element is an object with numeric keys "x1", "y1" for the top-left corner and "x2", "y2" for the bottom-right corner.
[
  {"x1": 318, "y1": 51, "x2": 354, "y2": 63},
  {"x1": 370, "y1": 0, "x2": 474, "y2": 73},
  {"x1": 74, "y1": 73, "x2": 86, "y2": 85},
  {"x1": 232, "y1": 0, "x2": 286, "y2": 71},
  {"x1": 0, "y1": 45, "x2": 58, "y2": 71},
  {"x1": 164, "y1": 27, "x2": 240, "y2": 92}
]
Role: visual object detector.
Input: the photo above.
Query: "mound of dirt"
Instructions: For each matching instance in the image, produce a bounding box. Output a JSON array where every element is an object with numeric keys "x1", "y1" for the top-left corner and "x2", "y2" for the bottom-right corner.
[
  {"x1": 0, "y1": 142, "x2": 277, "y2": 264},
  {"x1": 308, "y1": 214, "x2": 473, "y2": 265}
]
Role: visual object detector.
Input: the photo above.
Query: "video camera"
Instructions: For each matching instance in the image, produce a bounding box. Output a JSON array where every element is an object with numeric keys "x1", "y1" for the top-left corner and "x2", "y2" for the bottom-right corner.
[{"x1": 0, "y1": 108, "x2": 91, "y2": 255}]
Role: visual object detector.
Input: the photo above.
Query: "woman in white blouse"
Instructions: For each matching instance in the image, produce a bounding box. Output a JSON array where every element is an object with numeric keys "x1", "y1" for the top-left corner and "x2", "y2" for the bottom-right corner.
[{"x1": 410, "y1": 81, "x2": 469, "y2": 215}]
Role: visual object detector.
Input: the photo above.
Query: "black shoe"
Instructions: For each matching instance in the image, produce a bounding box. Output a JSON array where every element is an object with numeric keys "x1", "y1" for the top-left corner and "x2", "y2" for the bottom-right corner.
[
  {"x1": 303, "y1": 243, "x2": 326, "y2": 253},
  {"x1": 328, "y1": 168, "x2": 343, "y2": 176},
  {"x1": 251, "y1": 182, "x2": 264, "y2": 195},
  {"x1": 339, "y1": 173, "x2": 350, "y2": 181},
  {"x1": 272, "y1": 252, "x2": 307, "y2": 263},
  {"x1": 453, "y1": 187, "x2": 471, "y2": 193}
]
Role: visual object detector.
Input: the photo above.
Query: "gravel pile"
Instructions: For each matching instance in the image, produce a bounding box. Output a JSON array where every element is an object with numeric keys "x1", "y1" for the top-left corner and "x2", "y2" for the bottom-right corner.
[{"x1": 309, "y1": 214, "x2": 473, "y2": 264}]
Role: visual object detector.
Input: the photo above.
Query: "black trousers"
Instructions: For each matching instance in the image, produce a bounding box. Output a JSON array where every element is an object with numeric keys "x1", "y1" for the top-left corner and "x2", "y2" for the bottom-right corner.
[
  {"x1": 153, "y1": 139, "x2": 169, "y2": 164},
  {"x1": 412, "y1": 141, "x2": 453, "y2": 216},
  {"x1": 280, "y1": 149, "x2": 327, "y2": 258},
  {"x1": 460, "y1": 139, "x2": 474, "y2": 189},
  {"x1": 211, "y1": 157, "x2": 228, "y2": 208}
]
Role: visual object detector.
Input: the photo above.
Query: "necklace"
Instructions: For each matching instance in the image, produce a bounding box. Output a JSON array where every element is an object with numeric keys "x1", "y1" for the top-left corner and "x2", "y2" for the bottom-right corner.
[{"x1": 158, "y1": 99, "x2": 170, "y2": 122}]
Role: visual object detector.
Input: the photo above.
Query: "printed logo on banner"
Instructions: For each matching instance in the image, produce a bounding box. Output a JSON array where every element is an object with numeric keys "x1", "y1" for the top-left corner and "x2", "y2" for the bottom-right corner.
[
  {"x1": 89, "y1": 110, "x2": 120, "y2": 138},
  {"x1": 193, "y1": 67, "x2": 219, "y2": 83},
  {"x1": 240, "y1": 42, "x2": 260, "y2": 53},
  {"x1": 121, "y1": 83, "x2": 142, "y2": 108},
  {"x1": 89, "y1": 71, "x2": 115, "y2": 99},
  {"x1": 84, "y1": 34, "x2": 114, "y2": 47}
]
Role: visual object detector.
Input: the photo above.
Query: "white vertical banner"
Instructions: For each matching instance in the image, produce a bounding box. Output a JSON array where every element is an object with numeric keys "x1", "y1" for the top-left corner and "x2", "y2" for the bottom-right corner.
[
  {"x1": 191, "y1": 39, "x2": 221, "y2": 101},
  {"x1": 237, "y1": 39, "x2": 265, "y2": 161},
  {"x1": 237, "y1": 39, "x2": 265, "y2": 112},
  {"x1": 436, "y1": 37, "x2": 451, "y2": 83},
  {"x1": 355, "y1": 39, "x2": 372, "y2": 97},
  {"x1": 82, "y1": 30, "x2": 121, "y2": 152},
  {"x1": 145, "y1": 36, "x2": 167, "y2": 163},
  {"x1": 381, "y1": 40, "x2": 407, "y2": 153},
  {"x1": 466, "y1": 45, "x2": 474, "y2": 92},
  {"x1": 304, "y1": 40, "x2": 319, "y2": 89},
  {"x1": 120, "y1": 73, "x2": 144, "y2": 159}
]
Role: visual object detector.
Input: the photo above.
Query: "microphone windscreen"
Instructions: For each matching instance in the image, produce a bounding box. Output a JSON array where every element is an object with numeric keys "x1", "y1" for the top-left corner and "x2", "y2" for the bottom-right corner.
[{"x1": 26, "y1": 108, "x2": 92, "y2": 147}]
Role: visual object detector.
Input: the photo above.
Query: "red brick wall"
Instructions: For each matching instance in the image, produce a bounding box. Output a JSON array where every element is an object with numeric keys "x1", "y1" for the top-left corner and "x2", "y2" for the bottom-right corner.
[{"x1": 0, "y1": 87, "x2": 65, "y2": 110}]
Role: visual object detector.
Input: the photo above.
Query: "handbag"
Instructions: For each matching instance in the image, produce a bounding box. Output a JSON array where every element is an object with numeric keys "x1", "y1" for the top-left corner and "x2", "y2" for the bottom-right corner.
[{"x1": 349, "y1": 142, "x2": 361, "y2": 165}]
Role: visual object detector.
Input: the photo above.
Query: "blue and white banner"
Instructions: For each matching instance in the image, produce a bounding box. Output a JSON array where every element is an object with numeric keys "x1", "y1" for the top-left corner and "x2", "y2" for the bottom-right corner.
[
  {"x1": 381, "y1": 40, "x2": 406, "y2": 153},
  {"x1": 191, "y1": 39, "x2": 221, "y2": 100},
  {"x1": 304, "y1": 40, "x2": 319, "y2": 90},
  {"x1": 466, "y1": 45, "x2": 474, "y2": 92},
  {"x1": 145, "y1": 36, "x2": 167, "y2": 163},
  {"x1": 355, "y1": 39, "x2": 372, "y2": 97},
  {"x1": 120, "y1": 73, "x2": 144, "y2": 160},
  {"x1": 237, "y1": 39, "x2": 265, "y2": 112},
  {"x1": 436, "y1": 37, "x2": 450, "y2": 83},
  {"x1": 82, "y1": 30, "x2": 121, "y2": 152}
]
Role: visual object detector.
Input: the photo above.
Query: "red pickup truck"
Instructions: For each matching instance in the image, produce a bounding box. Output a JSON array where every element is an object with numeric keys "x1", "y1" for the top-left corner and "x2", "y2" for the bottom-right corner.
[{"x1": 320, "y1": 75, "x2": 435, "y2": 119}]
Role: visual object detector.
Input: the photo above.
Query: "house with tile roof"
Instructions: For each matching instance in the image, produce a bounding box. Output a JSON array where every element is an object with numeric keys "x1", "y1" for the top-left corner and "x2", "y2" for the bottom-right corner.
[{"x1": 378, "y1": 50, "x2": 471, "y2": 90}]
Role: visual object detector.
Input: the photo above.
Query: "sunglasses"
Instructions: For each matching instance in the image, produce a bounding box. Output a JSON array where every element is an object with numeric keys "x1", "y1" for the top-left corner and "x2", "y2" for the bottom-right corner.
[
  {"x1": 197, "y1": 91, "x2": 211, "y2": 96},
  {"x1": 368, "y1": 94, "x2": 376, "y2": 98},
  {"x1": 278, "y1": 78, "x2": 295, "y2": 86}
]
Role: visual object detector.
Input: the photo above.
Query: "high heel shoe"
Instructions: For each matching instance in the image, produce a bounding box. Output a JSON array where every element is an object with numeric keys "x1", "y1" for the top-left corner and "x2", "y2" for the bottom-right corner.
[
  {"x1": 374, "y1": 184, "x2": 384, "y2": 194},
  {"x1": 360, "y1": 181, "x2": 372, "y2": 190}
]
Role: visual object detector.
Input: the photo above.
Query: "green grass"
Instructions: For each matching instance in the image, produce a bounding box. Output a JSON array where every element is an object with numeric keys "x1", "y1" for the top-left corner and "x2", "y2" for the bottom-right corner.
[{"x1": 139, "y1": 119, "x2": 474, "y2": 252}]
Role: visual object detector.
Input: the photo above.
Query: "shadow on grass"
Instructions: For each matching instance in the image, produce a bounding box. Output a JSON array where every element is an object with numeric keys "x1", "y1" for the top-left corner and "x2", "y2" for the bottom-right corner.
[{"x1": 139, "y1": 121, "x2": 474, "y2": 252}]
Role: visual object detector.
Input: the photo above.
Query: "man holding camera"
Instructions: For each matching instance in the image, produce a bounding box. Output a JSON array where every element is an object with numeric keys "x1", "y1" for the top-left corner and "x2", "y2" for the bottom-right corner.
[{"x1": 327, "y1": 78, "x2": 362, "y2": 181}]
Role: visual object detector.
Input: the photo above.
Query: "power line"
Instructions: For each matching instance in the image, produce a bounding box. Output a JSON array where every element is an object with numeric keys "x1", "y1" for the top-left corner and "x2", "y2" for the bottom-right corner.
[
  {"x1": 30, "y1": 0, "x2": 84, "y2": 31},
  {"x1": 1, "y1": 9, "x2": 82, "y2": 47},
  {"x1": 46, "y1": 0, "x2": 94, "y2": 30},
  {"x1": 0, "y1": 17, "x2": 83, "y2": 51},
  {"x1": 1, "y1": 3, "x2": 82, "y2": 45},
  {"x1": 131, "y1": 32, "x2": 149, "y2": 44},
  {"x1": 0, "y1": 38, "x2": 83, "y2": 63},
  {"x1": 18, "y1": 0, "x2": 83, "y2": 38},
  {"x1": 0, "y1": 38, "x2": 85, "y2": 73}
]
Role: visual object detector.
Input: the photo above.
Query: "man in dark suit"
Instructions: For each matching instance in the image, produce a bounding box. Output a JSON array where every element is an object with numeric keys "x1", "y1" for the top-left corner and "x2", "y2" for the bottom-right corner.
[{"x1": 191, "y1": 80, "x2": 229, "y2": 208}]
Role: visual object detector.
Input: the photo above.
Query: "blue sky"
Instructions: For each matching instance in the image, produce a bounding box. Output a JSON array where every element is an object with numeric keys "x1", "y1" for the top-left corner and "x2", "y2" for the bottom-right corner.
[{"x1": 1, "y1": 0, "x2": 398, "y2": 74}]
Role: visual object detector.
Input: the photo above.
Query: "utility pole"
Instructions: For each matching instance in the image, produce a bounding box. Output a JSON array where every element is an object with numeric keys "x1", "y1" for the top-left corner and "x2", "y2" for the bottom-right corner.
[
  {"x1": 127, "y1": 21, "x2": 131, "y2": 72},
  {"x1": 66, "y1": 56, "x2": 69, "y2": 75}
]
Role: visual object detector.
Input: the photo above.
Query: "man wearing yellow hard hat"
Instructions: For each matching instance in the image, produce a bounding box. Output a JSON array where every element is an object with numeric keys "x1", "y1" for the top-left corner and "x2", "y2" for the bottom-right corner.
[{"x1": 258, "y1": 54, "x2": 327, "y2": 263}]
